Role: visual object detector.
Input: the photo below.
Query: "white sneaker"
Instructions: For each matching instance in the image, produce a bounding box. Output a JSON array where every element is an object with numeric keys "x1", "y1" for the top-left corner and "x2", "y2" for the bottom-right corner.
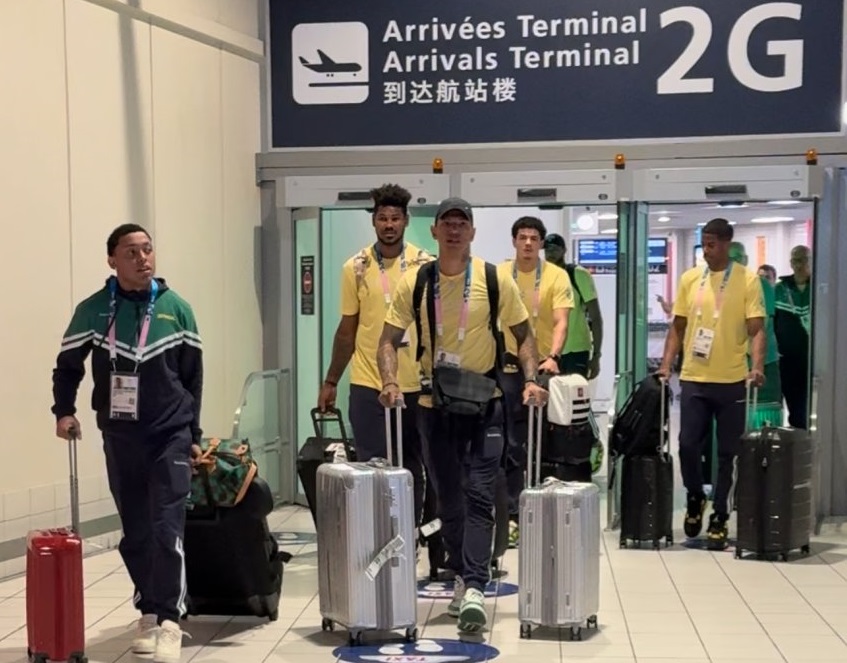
[
  {"x1": 131, "y1": 614, "x2": 158, "y2": 654},
  {"x1": 458, "y1": 588, "x2": 487, "y2": 632},
  {"x1": 447, "y1": 576, "x2": 466, "y2": 617},
  {"x1": 154, "y1": 620, "x2": 184, "y2": 663}
]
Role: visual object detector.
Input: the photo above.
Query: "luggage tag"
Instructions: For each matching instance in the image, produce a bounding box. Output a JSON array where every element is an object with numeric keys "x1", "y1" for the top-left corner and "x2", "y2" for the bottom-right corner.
[
  {"x1": 364, "y1": 534, "x2": 406, "y2": 580},
  {"x1": 326, "y1": 442, "x2": 348, "y2": 462},
  {"x1": 109, "y1": 372, "x2": 140, "y2": 421},
  {"x1": 691, "y1": 327, "x2": 715, "y2": 360},
  {"x1": 435, "y1": 349, "x2": 461, "y2": 368},
  {"x1": 420, "y1": 518, "x2": 442, "y2": 538}
]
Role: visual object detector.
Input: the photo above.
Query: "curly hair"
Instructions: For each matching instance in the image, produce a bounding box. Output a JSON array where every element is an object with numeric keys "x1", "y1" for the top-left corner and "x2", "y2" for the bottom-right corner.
[{"x1": 370, "y1": 183, "x2": 412, "y2": 216}]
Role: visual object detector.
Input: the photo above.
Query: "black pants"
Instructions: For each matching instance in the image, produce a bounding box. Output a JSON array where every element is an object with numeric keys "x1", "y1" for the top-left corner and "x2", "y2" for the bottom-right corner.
[
  {"x1": 560, "y1": 350, "x2": 590, "y2": 378},
  {"x1": 348, "y1": 385, "x2": 425, "y2": 525},
  {"x1": 418, "y1": 399, "x2": 505, "y2": 591},
  {"x1": 779, "y1": 354, "x2": 809, "y2": 429},
  {"x1": 678, "y1": 381, "x2": 745, "y2": 517},
  {"x1": 103, "y1": 426, "x2": 193, "y2": 624},
  {"x1": 500, "y1": 371, "x2": 526, "y2": 520}
]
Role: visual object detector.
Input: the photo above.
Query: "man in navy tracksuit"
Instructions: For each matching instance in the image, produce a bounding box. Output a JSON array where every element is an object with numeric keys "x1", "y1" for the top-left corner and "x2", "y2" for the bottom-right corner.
[{"x1": 51, "y1": 224, "x2": 202, "y2": 663}]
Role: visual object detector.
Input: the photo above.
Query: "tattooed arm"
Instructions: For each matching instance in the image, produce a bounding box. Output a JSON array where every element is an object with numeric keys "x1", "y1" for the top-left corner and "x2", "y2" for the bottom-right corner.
[{"x1": 377, "y1": 323, "x2": 407, "y2": 407}]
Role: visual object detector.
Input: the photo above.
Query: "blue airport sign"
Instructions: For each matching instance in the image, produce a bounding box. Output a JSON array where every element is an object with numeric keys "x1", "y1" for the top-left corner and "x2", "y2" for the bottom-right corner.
[{"x1": 269, "y1": 0, "x2": 845, "y2": 148}]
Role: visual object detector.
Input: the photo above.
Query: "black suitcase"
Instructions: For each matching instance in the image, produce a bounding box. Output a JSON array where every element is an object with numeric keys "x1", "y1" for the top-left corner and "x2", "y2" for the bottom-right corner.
[
  {"x1": 540, "y1": 419, "x2": 596, "y2": 483},
  {"x1": 609, "y1": 374, "x2": 669, "y2": 458},
  {"x1": 735, "y1": 403, "x2": 813, "y2": 560},
  {"x1": 618, "y1": 377, "x2": 674, "y2": 549},
  {"x1": 184, "y1": 478, "x2": 291, "y2": 620},
  {"x1": 619, "y1": 453, "x2": 675, "y2": 549},
  {"x1": 297, "y1": 407, "x2": 356, "y2": 526}
]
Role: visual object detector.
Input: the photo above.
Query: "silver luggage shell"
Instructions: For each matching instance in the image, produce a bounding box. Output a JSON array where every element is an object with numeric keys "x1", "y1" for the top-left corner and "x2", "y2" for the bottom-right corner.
[
  {"x1": 316, "y1": 455, "x2": 417, "y2": 643},
  {"x1": 517, "y1": 404, "x2": 601, "y2": 640}
]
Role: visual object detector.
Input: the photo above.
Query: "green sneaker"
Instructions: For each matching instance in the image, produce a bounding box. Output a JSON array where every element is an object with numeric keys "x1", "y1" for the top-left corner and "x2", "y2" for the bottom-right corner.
[
  {"x1": 457, "y1": 588, "x2": 487, "y2": 632},
  {"x1": 508, "y1": 520, "x2": 520, "y2": 548},
  {"x1": 447, "y1": 576, "x2": 465, "y2": 617}
]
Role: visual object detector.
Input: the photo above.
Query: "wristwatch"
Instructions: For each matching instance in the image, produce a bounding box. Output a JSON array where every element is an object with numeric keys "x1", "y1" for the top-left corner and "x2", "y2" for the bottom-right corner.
[
  {"x1": 547, "y1": 353, "x2": 560, "y2": 361},
  {"x1": 524, "y1": 376, "x2": 538, "y2": 386}
]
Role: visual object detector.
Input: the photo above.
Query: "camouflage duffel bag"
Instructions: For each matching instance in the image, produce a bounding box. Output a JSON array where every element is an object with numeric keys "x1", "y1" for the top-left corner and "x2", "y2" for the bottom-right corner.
[{"x1": 187, "y1": 437, "x2": 258, "y2": 509}]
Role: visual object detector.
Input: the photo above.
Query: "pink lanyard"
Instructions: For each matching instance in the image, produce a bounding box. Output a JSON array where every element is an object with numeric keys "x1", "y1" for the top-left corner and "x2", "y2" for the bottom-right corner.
[
  {"x1": 433, "y1": 260, "x2": 472, "y2": 343},
  {"x1": 694, "y1": 263, "x2": 732, "y2": 321},
  {"x1": 107, "y1": 277, "x2": 158, "y2": 371},
  {"x1": 512, "y1": 260, "x2": 542, "y2": 319},
  {"x1": 372, "y1": 243, "x2": 406, "y2": 305}
]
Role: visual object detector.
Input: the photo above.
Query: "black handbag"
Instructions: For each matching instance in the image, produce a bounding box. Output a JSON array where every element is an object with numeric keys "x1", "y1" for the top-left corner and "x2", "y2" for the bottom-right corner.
[{"x1": 432, "y1": 366, "x2": 497, "y2": 417}]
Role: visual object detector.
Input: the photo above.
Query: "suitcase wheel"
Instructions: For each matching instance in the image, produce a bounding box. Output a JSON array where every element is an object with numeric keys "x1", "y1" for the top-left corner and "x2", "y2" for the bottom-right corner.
[
  {"x1": 347, "y1": 631, "x2": 363, "y2": 647},
  {"x1": 653, "y1": 540, "x2": 660, "y2": 550},
  {"x1": 734, "y1": 548, "x2": 743, "y2": 559},
  {"x1": 587, "y1": 615, "x2": 598, "y2": 629},
  {"x1": 29, "y1": 655, "x2": 48, "y2": 663},
  {"x1": 519, "y1": 623, "x2": 532, "y2": 639},
  {"x1": 404, "y1": 627, "x2": 418, "y2": 643},
  {"x1": 666, "y1": 536, "x2": 673, "y2": 547},
  {"x1": 268, "y1": 609, "x2": 279, "y2": 622},
  {"x1": 321, "y1": 618, "x2": 334, "y2": 632},
  {"x1": 69, "y1": 655, "x2": 88, "y2": 663},
  {"x1": 570, "y1": 626, "x2": 582, "y2": 641},
  {"x1": 619, "y1": 539, "x2": 627, "y2": 549},
  {"x1": 801, "y1": 544, "x2": 811, "y2": 556}
]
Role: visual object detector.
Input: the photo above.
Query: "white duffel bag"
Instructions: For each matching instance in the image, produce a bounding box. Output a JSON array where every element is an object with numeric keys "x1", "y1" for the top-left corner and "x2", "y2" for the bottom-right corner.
[{"x1": 547, "y1": 374, "x2": 591, "y2": 426}]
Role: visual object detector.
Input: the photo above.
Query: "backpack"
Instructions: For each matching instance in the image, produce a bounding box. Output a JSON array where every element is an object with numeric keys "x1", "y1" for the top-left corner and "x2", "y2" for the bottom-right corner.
[
  {"x1": 187, "y1": 437, "x2": 258, "y2": 510},
  {"x1": 412, "y1": 261, "x2": 504, "y2": 370}
]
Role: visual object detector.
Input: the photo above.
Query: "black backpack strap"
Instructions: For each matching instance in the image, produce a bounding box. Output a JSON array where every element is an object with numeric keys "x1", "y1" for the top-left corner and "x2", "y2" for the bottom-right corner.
[
  {"x1": 425, "y1": 262, "x2": 438, "y2": 362},
  {"x1": 412, "y1": 262, "x2": 433, "y2": 361},
  {"x1": 484, "y1": 262, "x2": 505, "y2": 371},
  {"x1": 565, "y1": 263, "x2": 585, "y2": 307}
]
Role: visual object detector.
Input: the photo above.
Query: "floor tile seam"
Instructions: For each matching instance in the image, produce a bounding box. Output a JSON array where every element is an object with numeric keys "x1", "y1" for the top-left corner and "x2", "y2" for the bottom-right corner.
[
  {"x1": 601, "y1": 528, "x2": 637, "y2": 661},
  {"x1": 710, "y1": 551, "x2": 788, "y2": 662},
  {"x1": 771, "y1": 559, "x2": 847, "y2": 647}
]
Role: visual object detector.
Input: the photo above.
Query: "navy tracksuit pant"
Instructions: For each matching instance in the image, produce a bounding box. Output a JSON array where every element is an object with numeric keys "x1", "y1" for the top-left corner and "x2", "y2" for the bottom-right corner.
[{"x1": 103, "y1": 427, "x2": 193, "y2": 624}]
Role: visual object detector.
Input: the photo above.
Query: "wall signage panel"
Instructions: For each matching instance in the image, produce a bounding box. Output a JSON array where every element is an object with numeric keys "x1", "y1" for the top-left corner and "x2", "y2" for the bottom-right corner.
[{"x1": 269, "y1": 0, "x2": 845, "y2": 148}]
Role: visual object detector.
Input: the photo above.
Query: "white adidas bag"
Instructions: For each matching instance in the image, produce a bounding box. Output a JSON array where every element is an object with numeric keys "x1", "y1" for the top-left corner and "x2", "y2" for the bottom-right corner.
[{"x1": 547, "y1": 374, "x2": 592, "y2": 425}]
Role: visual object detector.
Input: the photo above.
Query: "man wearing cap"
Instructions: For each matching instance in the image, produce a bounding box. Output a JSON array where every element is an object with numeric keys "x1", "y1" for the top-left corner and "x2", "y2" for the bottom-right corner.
[
  {"x1": 543, "y1": 234, "x2": 604, "y2": 379},
  {"x1": 498, "y1": 216, "x2": 573, "y2": 546},
  {"x1": 377, "y1": 198, "x2": 547, "y2": 633},
  {"x1": 317, "y1": 183, "x2": 432, "y2": 525},
  {"x1": 658, "y1": 219, "x2": 766, "y2": 550}
]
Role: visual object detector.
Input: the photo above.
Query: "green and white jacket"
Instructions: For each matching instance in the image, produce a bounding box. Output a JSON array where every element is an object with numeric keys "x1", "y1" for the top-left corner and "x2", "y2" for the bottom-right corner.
[{"x1": 51, "y1": 277, "x2": 203, "y2": 440}]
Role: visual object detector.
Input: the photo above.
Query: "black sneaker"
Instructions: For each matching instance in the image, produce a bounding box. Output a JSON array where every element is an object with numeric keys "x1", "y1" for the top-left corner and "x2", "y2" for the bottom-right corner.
[
  {"x1": 706, "y1": 513, "x2": 729, "y2": 550},
  {"x1": 684, "y1": 494, "x2": 706, "y2": 538}
]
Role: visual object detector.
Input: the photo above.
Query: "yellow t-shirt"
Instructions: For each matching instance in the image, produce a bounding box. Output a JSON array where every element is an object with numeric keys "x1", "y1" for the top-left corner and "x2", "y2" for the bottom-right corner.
[
  {"x1": 340, "y1": 243, "x2": 434, "y2": 392},
  {"x1": 498, "y1": 260, "x2": 574, "y2": 358},
  {"x1": 673, "y1": 263, "x2": 765, "y2": 384},
  {"x1": 386, "y1": 257, "x2": 529, "y2": 407}
]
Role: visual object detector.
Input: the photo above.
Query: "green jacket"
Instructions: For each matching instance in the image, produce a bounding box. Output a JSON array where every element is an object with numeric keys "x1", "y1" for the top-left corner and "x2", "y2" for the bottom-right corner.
[
  {"x1": 52, "y1": 277, "x2": 203, "y2": 439},
  {"x1": 774, "y1": 275, "x2": 811, "y2": 360}
]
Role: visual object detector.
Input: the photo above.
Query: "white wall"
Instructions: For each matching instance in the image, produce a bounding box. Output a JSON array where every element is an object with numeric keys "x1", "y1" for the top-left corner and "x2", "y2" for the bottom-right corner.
[{"x1": 0, "y1": 0, "x2": 263, "y2": 576}]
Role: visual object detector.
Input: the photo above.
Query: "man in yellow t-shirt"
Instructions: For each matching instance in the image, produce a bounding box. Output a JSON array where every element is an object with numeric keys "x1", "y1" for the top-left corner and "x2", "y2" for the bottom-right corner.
[
  {"x1": 377, "y1": 198, "x2": 548, "y2": 634},
  {"x1": 317, "y1": 183, "x2": 433, "y2": 524},
  {"x1": 658, "y1": 218, "x2": 765, "y2": 551},
  {"x1": 497, "y1": 216, "x2": 573, "y2": 537}
]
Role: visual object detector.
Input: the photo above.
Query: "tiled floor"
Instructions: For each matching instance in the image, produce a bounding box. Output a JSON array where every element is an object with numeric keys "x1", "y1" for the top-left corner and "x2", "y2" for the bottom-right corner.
[{"x1": 3, "y1": 502, "x2": 847, "y2": 663}]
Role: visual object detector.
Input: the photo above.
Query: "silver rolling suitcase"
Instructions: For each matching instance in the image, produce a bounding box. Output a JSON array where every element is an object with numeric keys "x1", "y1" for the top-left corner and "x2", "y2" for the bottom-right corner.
[
  {"x1": 316, "y1": 404, "x2": 418, "y2": 647},
  {"x1": 518, "y1": 404, "x2": 601, "y2": 641}
]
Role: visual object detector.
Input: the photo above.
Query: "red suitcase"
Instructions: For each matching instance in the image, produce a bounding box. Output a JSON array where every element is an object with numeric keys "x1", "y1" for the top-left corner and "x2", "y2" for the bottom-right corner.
[{"x1": 26, "y1": 437, "x2": 87, "y2": 663}]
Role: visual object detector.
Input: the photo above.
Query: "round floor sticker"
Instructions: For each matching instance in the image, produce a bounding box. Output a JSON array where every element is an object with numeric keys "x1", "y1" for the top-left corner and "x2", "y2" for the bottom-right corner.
[
  {"x1": 417, "y1": 579, "x2": 518, "y2": 599},
  {"x1": 273, "y1": 531, "x2": 317, "y2": 545},
  {"x1": 333, "y1": 638, "x2": 499, "y2": 663}
]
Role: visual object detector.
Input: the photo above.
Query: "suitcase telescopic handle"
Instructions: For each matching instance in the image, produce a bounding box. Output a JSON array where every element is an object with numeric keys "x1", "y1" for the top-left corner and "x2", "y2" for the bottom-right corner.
[
  {"x1": 68, "y1": 430, "x2": 81, "y2": 535},
  {"x1": 310, "y1": 406, "x2": 350, "y2": 441},
  {"x1": 527, "y1": 402, "x2": 545, "y2": 489},
  {"x1": 383, "y1": 402, "x2": 404, "y2": 468},
  {"x1": 744, "y1": 380, "x2": 759, "y2": 434},
  {"x1": 658, "y1": 376, "x2": 668, "y2": 455}
]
